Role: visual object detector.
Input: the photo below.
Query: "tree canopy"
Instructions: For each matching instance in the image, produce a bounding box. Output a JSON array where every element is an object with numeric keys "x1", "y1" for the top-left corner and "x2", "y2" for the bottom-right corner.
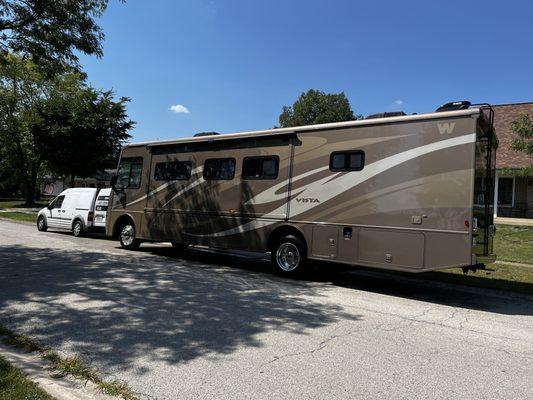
[
  {"x1": 278, "y1": 89, "x2": 357, "y2": 128},
  {"x1": 511, "y1": 114, "x2": 533, "y2": 156},
  {"x1": 0, "y1": 0, "x2": 116, "y2": 71},
  {"x1": 0, "y1": 54, "x2": 133, "y2": 204}
]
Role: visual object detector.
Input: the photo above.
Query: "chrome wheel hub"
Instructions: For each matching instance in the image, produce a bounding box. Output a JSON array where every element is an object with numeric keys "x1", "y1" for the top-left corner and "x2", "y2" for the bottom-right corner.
[
  {"x1": 276, "y1": 242, "x2": 300, "y2": 272},
  {"x1": 121, "y1": 225, "x2": 135, "y2": 246}
]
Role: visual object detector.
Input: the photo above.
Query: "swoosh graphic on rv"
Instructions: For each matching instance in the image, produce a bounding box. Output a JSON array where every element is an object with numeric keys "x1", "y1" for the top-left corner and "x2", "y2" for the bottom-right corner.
[
  {"x1": 126, "y1": 166, "x2": 204, "y2": 207},
  {"x1": 191, "y1": 133, "x2": 477, "y2": 238}
]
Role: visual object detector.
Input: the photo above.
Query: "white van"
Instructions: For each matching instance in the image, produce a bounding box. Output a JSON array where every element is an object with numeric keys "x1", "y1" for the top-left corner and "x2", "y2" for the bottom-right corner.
[
  {"x1": 93, "y1": 188, "x2": 111, "y2": 228},
  {"x1": 37, "y1": 188, "x2": 99, "y2": 237}
]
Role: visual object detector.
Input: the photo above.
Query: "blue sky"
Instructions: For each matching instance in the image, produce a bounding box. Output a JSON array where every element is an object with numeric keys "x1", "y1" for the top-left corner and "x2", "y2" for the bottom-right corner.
[{"x1": 80, "y1": 0, "x2": 533, "y2": 142}]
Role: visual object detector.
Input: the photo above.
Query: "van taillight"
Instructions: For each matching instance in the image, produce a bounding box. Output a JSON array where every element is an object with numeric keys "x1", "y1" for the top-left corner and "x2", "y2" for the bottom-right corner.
[{"x1": 88, "y1": 211, "x2": 94, "y2": 222}]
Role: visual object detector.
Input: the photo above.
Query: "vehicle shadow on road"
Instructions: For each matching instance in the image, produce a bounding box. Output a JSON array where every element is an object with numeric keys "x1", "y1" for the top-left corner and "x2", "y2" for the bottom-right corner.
[
  {"x1": 0, "y1": 244, "x2": 359, "y2": 373},
  {"x1": 144, "y1": 245, "x2": 533, "y2": 317}
]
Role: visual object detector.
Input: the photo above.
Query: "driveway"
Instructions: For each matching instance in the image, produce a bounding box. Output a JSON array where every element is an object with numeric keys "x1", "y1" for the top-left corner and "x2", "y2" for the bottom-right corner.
[{"x1": 0, "y1": 219, "x2": 532, "y2": 399}]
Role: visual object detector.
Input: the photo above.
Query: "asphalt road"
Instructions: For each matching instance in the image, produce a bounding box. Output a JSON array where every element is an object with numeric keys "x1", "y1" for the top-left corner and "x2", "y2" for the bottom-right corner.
[{"x1": 0, "y1": 219, "x2": 532, "y2": 400}]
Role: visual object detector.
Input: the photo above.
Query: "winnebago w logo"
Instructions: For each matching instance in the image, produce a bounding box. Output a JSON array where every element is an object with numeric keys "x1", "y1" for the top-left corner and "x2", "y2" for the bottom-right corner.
[
  {"x1": 295, "y1": 197, "x2": 320, "y2": 203},
  {"x1": 437, "y1": 122, "x2": 456, "y2": 134}
]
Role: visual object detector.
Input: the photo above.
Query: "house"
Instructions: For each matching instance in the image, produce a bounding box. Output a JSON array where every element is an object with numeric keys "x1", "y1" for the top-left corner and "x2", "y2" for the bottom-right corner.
[
  {"x1": 493, "y1": 102, "x2": 533, "y2": 219},
  {"x1": 41, "y1": 169, "x2": 116, "y2": 197}
]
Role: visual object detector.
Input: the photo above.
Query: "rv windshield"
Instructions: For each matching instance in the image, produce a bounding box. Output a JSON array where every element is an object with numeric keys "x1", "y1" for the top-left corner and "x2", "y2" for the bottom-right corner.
[{"x1": 116, "y1": 157, "x2": 143, "y2": 190}]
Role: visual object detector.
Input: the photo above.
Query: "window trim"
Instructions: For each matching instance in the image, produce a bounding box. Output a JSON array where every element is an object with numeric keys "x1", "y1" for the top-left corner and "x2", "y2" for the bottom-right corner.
[
  {"x1": 153, "y1": 160, "x2": 192, "y2": 181},
  {"x1": 329, "y1": 150, "x2": 365, "y2": 172},
  {"x1": 202, "y1": 157, "x2": 236, "y2": 181},
  {"x1": 242, "y1": 155, "x2": 280, "y2": 180}
]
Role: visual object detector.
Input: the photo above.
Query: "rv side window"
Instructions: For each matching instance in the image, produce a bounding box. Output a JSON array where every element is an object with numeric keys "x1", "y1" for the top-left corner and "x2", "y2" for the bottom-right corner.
[
  {"x1": 329, "y1": 151, "x2": 365, "y2": 171},
  {"x1": 116, "y1": 157, "x2": 143, "y2": 189},
  {"x1": 154, "y1": 161, "x2": 192, "y2": 181},
  {"x1": 203, "y1": 158, "x2": 235, "y2": 180},
  {"x1": 242, "y1": 156, "x2": 279, "y2": 179}
]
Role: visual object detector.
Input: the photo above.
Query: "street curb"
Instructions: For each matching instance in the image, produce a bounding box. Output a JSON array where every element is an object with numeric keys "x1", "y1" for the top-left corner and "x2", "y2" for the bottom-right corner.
[{"x1": 0, "y1": 342, "x2": 115, "y2": 400}]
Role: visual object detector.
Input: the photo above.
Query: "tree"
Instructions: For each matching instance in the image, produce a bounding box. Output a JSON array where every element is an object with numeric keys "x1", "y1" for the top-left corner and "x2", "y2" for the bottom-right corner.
[
  {"x1": 511, "y1": 114, "x2": 533, "y2": 156},
  {"x1": 39, "y1": 80, "x2": 133, "y2": 186},
  {"x1": 0, "y1": 0, "x2": 118, "y2": 71},
  {"x1": 0, "y1": 54, "x2": 133, "y2": 205},
  {"x1": 278, "y1": 89, "x2": 357, "y2": 128}
]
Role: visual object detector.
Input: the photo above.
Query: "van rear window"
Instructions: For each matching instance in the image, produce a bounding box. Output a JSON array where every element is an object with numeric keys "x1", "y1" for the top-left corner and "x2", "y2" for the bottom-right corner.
[{"x1": 154, "y1": 161, "x2": 192, "y2": 181}]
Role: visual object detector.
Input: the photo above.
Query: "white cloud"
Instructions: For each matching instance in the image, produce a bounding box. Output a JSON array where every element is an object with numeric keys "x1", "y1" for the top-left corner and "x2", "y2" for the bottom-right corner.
[
  {"x1": 393, "y1": 99, "x2": 404, "y2": 106},
  {"x1": 169, "y1": 104, "x2": 190, "y2": 114}
]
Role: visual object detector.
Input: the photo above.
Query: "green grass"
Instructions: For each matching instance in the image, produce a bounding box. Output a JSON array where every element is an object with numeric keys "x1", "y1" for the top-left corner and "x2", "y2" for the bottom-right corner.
[
  {"x1": 0, "y1": 356, "x2": 55, "y2": 400},
  {"x1": 428, "y1": 262, "x2": 533, "y2": 296},
  {"x1": 494, "y1": 224, "x2": 533, "y2": 265},
  {"x1": 0, "y1": 200, "x2": 47, "y2": 209},
  {"x1": 0, "y1": 327, "x2": 137, "y2": 400},
  {"x1": 0, "y1": 212, "x2": 37, "y2": 223}
]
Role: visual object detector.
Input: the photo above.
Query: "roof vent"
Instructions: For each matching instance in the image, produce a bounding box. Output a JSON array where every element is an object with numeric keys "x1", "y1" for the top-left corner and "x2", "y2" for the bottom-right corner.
[
  {"x1": 435, "y1": 101, "x2": 471, "y2": 112},
  {"x1": 194, "y1": 131, "x2": 220, "y2": 137},
  {"x1": 366, "y1": 111, "x2": 406, "y2": 120}
]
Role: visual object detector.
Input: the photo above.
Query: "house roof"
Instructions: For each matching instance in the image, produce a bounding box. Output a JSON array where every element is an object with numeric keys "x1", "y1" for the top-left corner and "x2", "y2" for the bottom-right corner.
[{"x1": 493, "y1": 102, "x2": 533, "y2": 169}]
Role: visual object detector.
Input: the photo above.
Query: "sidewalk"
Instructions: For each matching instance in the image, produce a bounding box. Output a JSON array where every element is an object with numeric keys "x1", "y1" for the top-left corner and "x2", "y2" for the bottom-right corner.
[{"x1": 495, "y1": 217, "x2": 533, "y2": 227}]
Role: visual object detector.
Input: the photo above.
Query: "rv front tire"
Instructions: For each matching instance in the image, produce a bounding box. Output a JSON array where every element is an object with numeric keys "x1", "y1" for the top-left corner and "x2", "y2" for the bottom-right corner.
[
  {"x1": 119, "y1": 222, "x2": 141, "y2": 250},
  {"x1": 271, "y1": 235, "x2": 306, "y2": 275}
]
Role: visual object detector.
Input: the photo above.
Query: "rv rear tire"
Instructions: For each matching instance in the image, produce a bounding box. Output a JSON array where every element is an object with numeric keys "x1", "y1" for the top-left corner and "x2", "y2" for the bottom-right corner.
[
  {"x1": 37, "y1": 216, "x2": 47, "y2": 232},
  {"x1": 271, "y1": 235, "x2": 306, "y2": 275},
  {"x1": 119, "y1": 222, "x2": 141, "y2": 250}
]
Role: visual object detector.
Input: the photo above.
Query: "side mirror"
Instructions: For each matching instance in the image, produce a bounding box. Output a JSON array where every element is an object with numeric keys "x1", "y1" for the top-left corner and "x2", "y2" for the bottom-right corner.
[{"x1": 47, "y1": 204, "x2": 53, "y2": 209}]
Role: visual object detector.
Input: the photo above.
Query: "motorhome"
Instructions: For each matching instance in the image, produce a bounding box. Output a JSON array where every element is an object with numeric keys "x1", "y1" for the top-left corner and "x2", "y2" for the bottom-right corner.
[
  {"x1": 93, "y1": 188, "x2": 112, "y2": 228},
  {"x1": 106, "y1": 103, "x2": 496, "y2": 275}
]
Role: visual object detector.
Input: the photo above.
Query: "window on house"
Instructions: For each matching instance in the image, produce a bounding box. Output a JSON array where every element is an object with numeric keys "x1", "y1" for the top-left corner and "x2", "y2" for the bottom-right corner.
[
  {"x1": 116, "y1": 157, "x2": 143, "y2": 189},
  {"x1": 498, "y1": 177, "x2": 514, "y2": 206},
  {"x1": 154, "y1": 161, "x2": 192, "y2": 181},
  {"x1": 329, "y1": 151, "x2": 365, "y2": 171},
  {"x1": 203, "y1": 158, "x2": 235, "y2": 180},
  {"x1": 242, "y1": 156, "x2": 279, "y2": 179}
]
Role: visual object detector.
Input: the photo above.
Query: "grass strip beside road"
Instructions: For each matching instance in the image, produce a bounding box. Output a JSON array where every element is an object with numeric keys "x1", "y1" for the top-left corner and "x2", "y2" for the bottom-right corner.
[
  {"x1": 493, "y1": 224, "x2": 533, "y2": 265},
  {"x1": 0, "y1": 200, "x2": 47, "y2": 209},
  {"x1": 0, "y1": 212, "x2": 37, "y2": 223},
  {"x1": 0, "y1": 327, "x2": 137, "y2": 400},
  {"x1": 423, "y1": 262, "x2": 533, "y2": 296},
  {"x1": 0, "y1": 355, "x2": 55, "y2": 400}
]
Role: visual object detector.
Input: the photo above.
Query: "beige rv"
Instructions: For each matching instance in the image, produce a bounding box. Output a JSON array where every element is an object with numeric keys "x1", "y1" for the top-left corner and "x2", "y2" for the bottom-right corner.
[{"x1": 107, "y1": 104, "x2": 496, "y2": 275}]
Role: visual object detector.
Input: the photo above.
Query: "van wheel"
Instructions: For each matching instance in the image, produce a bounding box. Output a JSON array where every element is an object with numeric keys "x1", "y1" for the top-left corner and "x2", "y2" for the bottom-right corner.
[
  {"x1": 271, "y1": 235, "x2": 307, "y2": 275},
  {"x1": 37, "y1": 216, "x2": 47, "y2": 232},
  {"x1": 72, "y1": 220, "x2": 84, "y2": 237},
  {"x1": 119, "y1": 223, "x2": 141, "y2": 250}
]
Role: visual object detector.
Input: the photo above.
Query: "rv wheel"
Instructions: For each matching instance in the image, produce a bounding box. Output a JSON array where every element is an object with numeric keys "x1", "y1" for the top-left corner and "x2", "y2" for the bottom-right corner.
[
  {"x1": 119, "y1": 222, "x2": 141, "y2": 250},
  {"x1": 271, "y1": 235, "x2": 307, "y2": 275},
  {"x1": 72, "y1": 220, "x2": 84, "y2": 237},
  {"x1": 37, "y1": 216, "x2": 47, "y2": 232}
]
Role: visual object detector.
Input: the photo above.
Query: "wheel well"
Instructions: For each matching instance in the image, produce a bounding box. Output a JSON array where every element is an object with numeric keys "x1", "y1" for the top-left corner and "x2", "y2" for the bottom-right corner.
[
  {"x1": 113, "y1": 214, "x2": 135, "y2": 238},
  {"x1": 267, "y1": 225, "x2": 307, "y2": 253},
  {"x1": 72, "y1": 218, "x2": 83, "y2": 229}
]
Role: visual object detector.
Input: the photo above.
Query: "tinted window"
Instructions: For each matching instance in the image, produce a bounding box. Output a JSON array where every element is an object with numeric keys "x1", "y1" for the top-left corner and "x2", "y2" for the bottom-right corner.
[
  {"x1": 203, "y1": 158, "x2": 235, "y2": 180},
  {"x1": 329, "y1": 151, "x2": 365, "y2": 171},
  {"x1": 242, "y1": 156, "x2": 279, "y2": 179},
  {"x1": 116, "y1": 157, "x2": 143, "y2": 189},
  {"x1": 154, "y1": 161, "x2": 192, "y2": 181},
  {"x1": 50, "y1": 195, "x2": 65, "y2": 209}
]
